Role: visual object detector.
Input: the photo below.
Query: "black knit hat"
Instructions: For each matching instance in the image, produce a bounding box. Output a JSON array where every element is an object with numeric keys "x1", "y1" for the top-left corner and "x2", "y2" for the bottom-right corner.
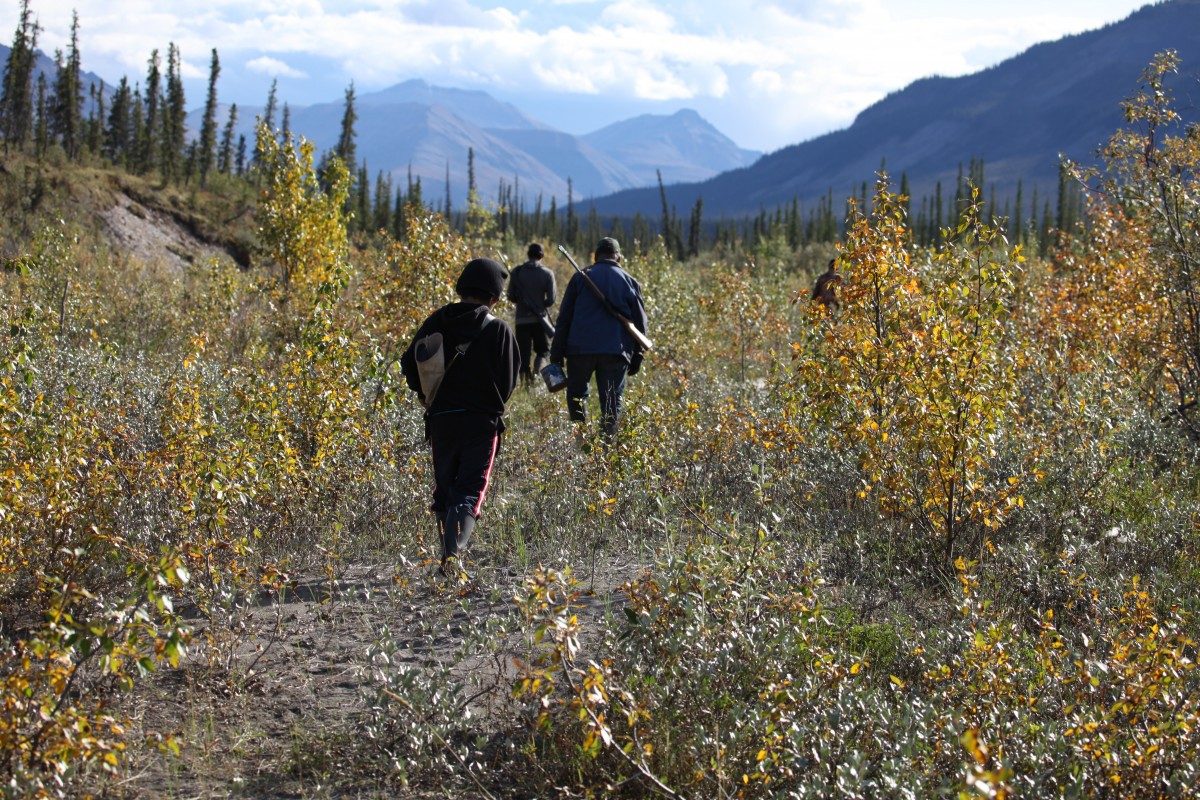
[
  {"x1": 455, "y1": 257, "x2": 508, "y2": 299},
  {"x1": 527, "y1": 242, "x2": 544, "y2": 260}
]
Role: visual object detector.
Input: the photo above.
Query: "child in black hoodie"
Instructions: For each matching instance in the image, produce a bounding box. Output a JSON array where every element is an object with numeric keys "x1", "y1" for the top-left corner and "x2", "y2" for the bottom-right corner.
[{"x1": 400, "y1": 258, "x2": 520, "y2": 574}]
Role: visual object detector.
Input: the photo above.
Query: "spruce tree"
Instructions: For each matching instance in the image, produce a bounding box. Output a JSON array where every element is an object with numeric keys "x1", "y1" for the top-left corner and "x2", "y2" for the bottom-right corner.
[
  {"x1": 409, "y1": 174, "x2": 422, "y2": 210},
  {"x1": 0, "y1": 0, "x2": 38, "y2": 149},
  {"x1": 218, "y1": 103, "x2": 237, "y2": 174},
  {"x1": 687, "y1": 196, "x2": 704, "y2": 257},
  {"x1": 129, "y1": 84, "x2": 143, "y2": 165},
  {"x1": 184, "y1": 141, "x2": 197, "y2": 185},
  {"x1": 235, "y1": 133, "x2": 246, "y2": 175},
  {"x1": 262, "y1": 78, "x2": 277, "y2": 132},
  {"x1": 585, "y1": 205, "x2": 600, "y2": 246},
  {"x1": 970, "y1": 157, "x2": 985, "y2": 191},
  {"x1": 787, "y1": 197, "x2": 801, "y2": 249},
  {"x1": 161, "y1": 43, "x2": 186, "y2": 182},
  {"x1": 280, "y1": 102, "x2": 290, "y2": 143},
  {"x1": 495, "y1": 179, "x2": 508, "y2": 236},
  {"x1": 87, "y1": 82, "x2": 104, "y2": 155},
  {"x1": 356, "y1": 161, "x2": 370, "y2": 232},
  {"x1": 105, "y1": 77, "x2": 132, "y2": 166},
  {"x1": 467, "y1": 146, "x2": 477, "y2": 199},
  {"x1": 373, "y1": 169, "x2": 391, "y2": 232},
  {"x1": 632, "y1": 212, "x2": 648, "y2": 248},
  {"x1": 656, "y1": 170, "x2": 672, "y2": 253},
  {"x1": 140, "y1": 50, "x2": 161, "y2": 173},
  {"x1": 198, "y1": 48, "x2": 220, "y2": 186},
  {"x1": 335, "y1": 82, "x2": 357, "y2": 168},
  {"x1": 392, "y1": 185, "x2": 405, "y2": 239},
  {"x1": 33, "y1": 72, "x2": 47, "y2": 157},
  {"x1": 251, "y1": 78, "x2": 277, "y2": 175},
  {"x1": 51, "y1": 13, "x2": 84, "y2": 159},
  {"x1": 610, "y1": 217, "x2": 626, "y2": 249}
]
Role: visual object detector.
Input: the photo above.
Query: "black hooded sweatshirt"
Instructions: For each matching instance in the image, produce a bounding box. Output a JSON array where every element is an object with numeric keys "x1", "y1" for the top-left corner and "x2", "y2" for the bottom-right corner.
[{"x1": 400, "y1": 301, "x2": 520, "y2": 434}]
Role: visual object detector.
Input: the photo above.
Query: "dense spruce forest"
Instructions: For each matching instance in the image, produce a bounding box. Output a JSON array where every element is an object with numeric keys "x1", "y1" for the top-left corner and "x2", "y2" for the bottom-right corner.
[{"x1": 2, "y1": 2, "x2": 1200, "y2": 798}]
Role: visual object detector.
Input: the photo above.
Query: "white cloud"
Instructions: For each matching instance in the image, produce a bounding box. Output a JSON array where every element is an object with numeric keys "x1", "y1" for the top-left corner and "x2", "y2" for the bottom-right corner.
[
  {"x1": 178, "y1": 57, "x2": 205, "y2": 80},
  {"x1": 600, "y1": 0, "x2": 675, "y2": 32},
  {"x1": 2, "y1": 0, "x2": 1153, "y2": 150},
  {"x1": 246, "y1": 56, "x2": 308, "y2": 79},
  {"x1": 487, "y1": 7, "x2": 523, "y2": 29},
  {"x1": 750, "y1": 69, "x2": 783, "y2": 96}
]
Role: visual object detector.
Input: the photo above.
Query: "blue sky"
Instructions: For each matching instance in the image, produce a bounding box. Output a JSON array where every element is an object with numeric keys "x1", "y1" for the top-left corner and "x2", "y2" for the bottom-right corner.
[{"x1": 6, "y1": 0, "x2": 1153, "y2": 151}]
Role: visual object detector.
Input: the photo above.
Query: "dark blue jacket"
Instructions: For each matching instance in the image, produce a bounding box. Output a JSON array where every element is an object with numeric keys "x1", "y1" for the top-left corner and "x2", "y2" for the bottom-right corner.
[{"x1": 549, "y1": 259, "x2": 648, "y2": 361}]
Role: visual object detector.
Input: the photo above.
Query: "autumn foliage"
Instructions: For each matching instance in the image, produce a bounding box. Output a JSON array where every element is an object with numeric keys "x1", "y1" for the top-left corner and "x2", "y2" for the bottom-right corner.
[{"x1": 1, "y1": 54, "x2": 1199, "y2": 799}]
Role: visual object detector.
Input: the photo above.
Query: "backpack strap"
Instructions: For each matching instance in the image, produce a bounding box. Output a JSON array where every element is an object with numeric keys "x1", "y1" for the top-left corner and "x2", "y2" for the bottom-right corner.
[{"x1": 446, "y1": 313, "x2": 496, "y2": 365}]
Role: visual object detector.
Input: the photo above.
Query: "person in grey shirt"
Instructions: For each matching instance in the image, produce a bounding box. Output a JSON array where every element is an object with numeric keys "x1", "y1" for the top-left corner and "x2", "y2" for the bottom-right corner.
[{"x1": 506, "y1": 243, "x2": 557, "y2": 386}]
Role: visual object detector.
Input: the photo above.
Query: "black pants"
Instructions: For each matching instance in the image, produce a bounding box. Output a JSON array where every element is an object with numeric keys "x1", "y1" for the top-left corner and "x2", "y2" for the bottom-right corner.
[
  {"x1": 428, "y1": 414, "x2": 501, "y2": 559},
  {"x1": 515, "y1": 321, "x2": 550, "y2": 384},
  {"x1": 566, "y1": 354, "x2": 629, "y2": 438}
]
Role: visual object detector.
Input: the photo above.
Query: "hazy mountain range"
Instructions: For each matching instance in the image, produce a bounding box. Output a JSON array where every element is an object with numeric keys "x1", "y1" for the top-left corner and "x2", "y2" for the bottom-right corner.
[
  {"x1": 586, "y1": 0, "x2": 1200, "y2": 219},
  {"x1": 185, "y1": 79, "x2": 760, "y2": 206}
]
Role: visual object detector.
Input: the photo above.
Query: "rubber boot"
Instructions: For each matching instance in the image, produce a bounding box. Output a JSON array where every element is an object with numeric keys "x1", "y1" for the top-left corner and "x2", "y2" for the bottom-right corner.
[{"x1": 445, "y1": 504, "x2": 477, "y2": 556}]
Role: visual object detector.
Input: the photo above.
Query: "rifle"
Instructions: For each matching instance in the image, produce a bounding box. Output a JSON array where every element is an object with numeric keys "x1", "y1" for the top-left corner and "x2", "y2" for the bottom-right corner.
[{"x1": 557, "y1": 245, "x2": 654, "y2": 352}]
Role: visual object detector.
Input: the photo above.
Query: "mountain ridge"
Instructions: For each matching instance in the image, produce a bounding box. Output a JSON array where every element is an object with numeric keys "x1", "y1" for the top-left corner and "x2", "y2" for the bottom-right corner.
[
  {"x1": 178, "y1": 81, "x2": 756, "y2": 204},
  {"x1": 585, "y1": 0, "x2": 1200, "y2": 219}
]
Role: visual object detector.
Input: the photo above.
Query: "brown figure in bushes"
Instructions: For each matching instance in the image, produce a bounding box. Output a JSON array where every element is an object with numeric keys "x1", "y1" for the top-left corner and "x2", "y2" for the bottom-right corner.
[{"x1": 811, "y1": 258, "x2": 843, "y2": 313}]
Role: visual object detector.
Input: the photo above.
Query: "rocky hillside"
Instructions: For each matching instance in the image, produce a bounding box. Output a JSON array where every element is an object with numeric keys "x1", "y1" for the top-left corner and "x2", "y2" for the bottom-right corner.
[{"x1": 0, "y1": 156, "x2": 253, "y2": 271}]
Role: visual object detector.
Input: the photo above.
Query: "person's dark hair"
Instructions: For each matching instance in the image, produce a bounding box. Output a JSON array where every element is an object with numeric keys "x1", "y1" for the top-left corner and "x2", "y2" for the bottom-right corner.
[{"x1": 527, "y1": 243, "x2": 544, "y2": 260}]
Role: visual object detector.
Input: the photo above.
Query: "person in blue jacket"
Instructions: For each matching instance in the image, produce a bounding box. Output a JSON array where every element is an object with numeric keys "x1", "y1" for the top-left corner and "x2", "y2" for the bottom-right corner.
[{"x1": 549, "y1": 237, "x2": 649, "y2": 439}]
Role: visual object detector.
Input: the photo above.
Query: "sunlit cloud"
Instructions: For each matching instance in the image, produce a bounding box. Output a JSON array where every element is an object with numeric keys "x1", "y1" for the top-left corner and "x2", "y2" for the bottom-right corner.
[
  {"x1": 3, "y1": 0, "x2": 1153, "y2": 150},
  {"x1": 600, "y1": 0, "x2": 676, "y2": 32},
  {"x1": 246, "y1": 56, "x2": 308, "y2": 79}
]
